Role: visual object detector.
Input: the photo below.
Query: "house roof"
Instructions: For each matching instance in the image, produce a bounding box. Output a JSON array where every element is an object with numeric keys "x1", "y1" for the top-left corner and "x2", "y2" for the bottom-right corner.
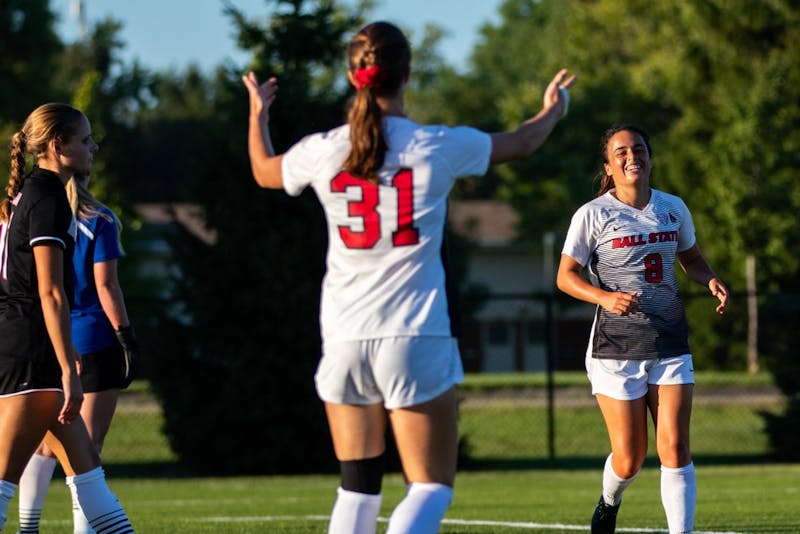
[
  {"x1": 448, "y1": 200, "x2": 518, "y2": 246},
  {"x1": 133, "y1": 203, "x2": 218, "y2": 245},
  {"x1": 134, "y1": 199, "x2": 518, "y2": 247}
]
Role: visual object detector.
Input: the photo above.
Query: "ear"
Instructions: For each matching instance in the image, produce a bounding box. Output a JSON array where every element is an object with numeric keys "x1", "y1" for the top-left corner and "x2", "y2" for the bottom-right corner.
[
  {"x1": 603, "y1": 163, "x2": 612, "y2": 177},
  {"x1": 49, "y1": 137, "x2": 63, "y2": 156}
]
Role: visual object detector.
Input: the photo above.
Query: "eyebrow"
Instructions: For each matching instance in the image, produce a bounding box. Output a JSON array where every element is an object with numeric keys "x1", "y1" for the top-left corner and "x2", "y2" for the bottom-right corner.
[{"x1": 613, "y1": 143, "x2": 646, "y2": 153}]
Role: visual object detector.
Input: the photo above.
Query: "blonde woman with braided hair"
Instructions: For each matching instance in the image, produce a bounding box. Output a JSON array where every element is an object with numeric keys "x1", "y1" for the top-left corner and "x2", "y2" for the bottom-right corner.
[
  {"x1": 0, "y1": 103, "x2": 134, "y2": 532},
  {"x1": 17, "y1": 172, "x2": 139, "y2": 534},
  {"x1": 243, "y1": 21, "x2": 575, "y2": 533}
]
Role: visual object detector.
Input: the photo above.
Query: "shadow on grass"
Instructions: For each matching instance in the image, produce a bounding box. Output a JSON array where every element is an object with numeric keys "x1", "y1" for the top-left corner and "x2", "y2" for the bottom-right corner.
[
  {"x1": 458, "y1": 453, "x2": 776, "y2": 471},
  {"x1": 94, "y1": 454, "x2": 781, "y2": 480},
  {"x1": 92, "y1": 461, "x2": 194, "y2": 479}
]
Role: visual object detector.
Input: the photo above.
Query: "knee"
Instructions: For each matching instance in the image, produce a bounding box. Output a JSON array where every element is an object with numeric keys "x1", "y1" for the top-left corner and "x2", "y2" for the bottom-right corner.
[
  {"x1": 657, "y1": 436, "x2": 691, "y2": 468},
  {"x1": 611, "y1": 453, "x2": 644, "y2": 479},
  {"x1": 340, "y1": 454, "x2": 384, "y2": 495}
]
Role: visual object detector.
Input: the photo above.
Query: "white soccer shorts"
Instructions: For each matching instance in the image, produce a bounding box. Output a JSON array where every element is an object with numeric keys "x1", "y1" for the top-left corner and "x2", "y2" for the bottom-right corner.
[
  {"x1": 586, "y1": 353, "x2": 695, "y2": 400},
  {"x1": 316, "y1": 336, "x2": 464, "y2": 409}
]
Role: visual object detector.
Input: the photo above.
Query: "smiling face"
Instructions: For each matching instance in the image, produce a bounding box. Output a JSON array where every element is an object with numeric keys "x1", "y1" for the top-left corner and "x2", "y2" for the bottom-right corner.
[
  {"x1": 55, "y1": 114, "x2": 98, "y2": 178},
  {"x1": 603, "y1": 129, "x2": 651, "y2": 190}
]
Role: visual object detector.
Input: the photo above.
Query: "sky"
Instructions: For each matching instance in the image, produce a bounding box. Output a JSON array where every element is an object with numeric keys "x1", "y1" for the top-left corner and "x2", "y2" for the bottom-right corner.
[{"x1": 52, "y1": 0, "x2": 504, "y2": 73}]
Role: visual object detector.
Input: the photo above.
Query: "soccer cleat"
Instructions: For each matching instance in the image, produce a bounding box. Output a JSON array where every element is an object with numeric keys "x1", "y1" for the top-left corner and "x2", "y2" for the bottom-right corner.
[{"x1": 591, "y1": 495, "x2": 620, "y2": 534}]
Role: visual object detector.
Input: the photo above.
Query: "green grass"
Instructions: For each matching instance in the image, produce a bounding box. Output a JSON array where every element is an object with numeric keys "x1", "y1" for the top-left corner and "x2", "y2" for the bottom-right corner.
[
  {"x1": 6, "y1": 464, "x2": 799, "y2": 532},
  {"x1": 459, "y1": 403, "x2": 782, "y2": 462},
  {"x1": 101, "y1": 411, "x2": 177, "y2": 464},
  {"x1": 5, "y1": 376, "x2": 791, "y2": 532}
]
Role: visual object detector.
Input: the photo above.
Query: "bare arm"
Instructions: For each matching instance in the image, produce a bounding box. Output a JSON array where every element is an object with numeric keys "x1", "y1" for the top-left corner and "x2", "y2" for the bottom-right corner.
[
  {"x1": 34, "y1": 244, "x2": 83, "y2": 423},
  {"x1": 94, "y1": 259, "x2": 130, "y2": 329},
  {"x1": 677, "y1": 244, "x2": 729, "y2": 314},
  {"x1": 556, "y1": 253, "x2": 640, "y2": 316},
  {"x1": 242, "y1": 71, "x2": 284, "y2": 189},
  {"x1": 490, "y1": 69, "x2": 577, "y2": 164}
]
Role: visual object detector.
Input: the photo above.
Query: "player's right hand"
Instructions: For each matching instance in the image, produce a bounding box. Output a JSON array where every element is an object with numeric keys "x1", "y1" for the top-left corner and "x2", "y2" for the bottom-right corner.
[
  {"x1": 58, "y1": 366, "x2": 84, "y2": 424},
  {"x1": 601, "y1": 291, "x2": 640, "y2": 316},
  {"x1": 242, "y1": 71, "x2": 278, "y2": 121}
]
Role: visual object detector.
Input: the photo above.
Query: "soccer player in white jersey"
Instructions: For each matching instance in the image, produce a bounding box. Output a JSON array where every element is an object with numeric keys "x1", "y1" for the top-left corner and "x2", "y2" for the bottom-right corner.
[
  {"x1": 243, "y1": 21, "x2": 575, "y2": 534},
  {"x1": 556, "y1": 124, "x2": 729, "y2": 534}
]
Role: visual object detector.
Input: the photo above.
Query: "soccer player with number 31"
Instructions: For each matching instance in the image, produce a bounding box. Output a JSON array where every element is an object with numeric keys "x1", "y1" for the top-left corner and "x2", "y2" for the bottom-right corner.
[{"x1": 243, "y1": 20, "x2": 574, "y2": 534}]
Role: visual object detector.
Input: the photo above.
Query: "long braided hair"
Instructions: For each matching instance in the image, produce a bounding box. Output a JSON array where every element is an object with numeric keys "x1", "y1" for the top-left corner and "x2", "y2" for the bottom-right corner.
[
  {"x1": 1, "y1": 103, "x2": 85, "y2": 222},
  {"x1": 342, "y1": 22, "x2": 411, "y2": 183}
]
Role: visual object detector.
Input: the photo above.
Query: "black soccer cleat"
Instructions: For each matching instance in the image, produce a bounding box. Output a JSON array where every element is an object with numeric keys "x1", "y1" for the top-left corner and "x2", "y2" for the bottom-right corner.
[{"x1": 591, "y1": 495, "x2": 620, "y2": 534}]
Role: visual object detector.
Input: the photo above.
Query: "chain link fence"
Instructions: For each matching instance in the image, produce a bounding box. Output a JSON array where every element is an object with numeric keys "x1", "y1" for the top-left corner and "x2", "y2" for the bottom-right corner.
[
  {"x1": 98, "y1": 293, "x2": 786, "y2": 473},
  {"x1": 455, "y1": 292, "x2": 783, "y2": 468}
]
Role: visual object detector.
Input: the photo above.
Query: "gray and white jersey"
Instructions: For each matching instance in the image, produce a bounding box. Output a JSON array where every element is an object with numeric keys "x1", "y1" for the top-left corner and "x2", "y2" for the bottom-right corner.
[{"x1": 562, "y1": 189, "x2": 696, "y2": 360}]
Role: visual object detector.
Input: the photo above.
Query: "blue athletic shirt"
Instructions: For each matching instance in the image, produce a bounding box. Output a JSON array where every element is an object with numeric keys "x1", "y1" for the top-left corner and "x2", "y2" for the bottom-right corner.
[{"x1": 71, "y1": 205, "x2": 123, "y2": 354}]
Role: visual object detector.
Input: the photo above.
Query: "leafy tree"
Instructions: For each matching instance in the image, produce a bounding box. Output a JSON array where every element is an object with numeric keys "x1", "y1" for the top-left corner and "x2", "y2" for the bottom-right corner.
[
  {"x1": 416, "y1": 0, "x2": 799, "y2": 374},
  {"x1": 0, "y1": 0, "x2": 63, "y2": 172},
  {"x1": 148, "y1": 0, "x2": 367, "y2": 474},
  {"x1": 0, "y1": 0, "x2": 62, "y2": 121},
  {"x1": 56, "y1": 19, "x2": 154, "y2": 210}
]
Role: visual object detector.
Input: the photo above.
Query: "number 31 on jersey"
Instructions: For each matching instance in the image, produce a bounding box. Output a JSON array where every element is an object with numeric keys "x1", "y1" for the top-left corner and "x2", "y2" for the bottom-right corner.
[{"x1": 330, "y1": 169, "x2": 420, "y2": 249}]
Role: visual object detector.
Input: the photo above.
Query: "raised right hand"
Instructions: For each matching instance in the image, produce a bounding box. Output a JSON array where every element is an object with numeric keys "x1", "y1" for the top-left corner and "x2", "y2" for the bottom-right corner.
[{"x1": 241, "y1": 71, "x2": 279, "y2": 120}]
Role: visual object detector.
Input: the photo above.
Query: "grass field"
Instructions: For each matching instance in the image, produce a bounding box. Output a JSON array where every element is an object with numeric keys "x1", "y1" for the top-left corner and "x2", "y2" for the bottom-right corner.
[
  {"x1": 5, "y1": 464, "x2": 798, "y2": 532},
  {"x1": 5, "y1": 374, "x2": 796, "y2": 532}
]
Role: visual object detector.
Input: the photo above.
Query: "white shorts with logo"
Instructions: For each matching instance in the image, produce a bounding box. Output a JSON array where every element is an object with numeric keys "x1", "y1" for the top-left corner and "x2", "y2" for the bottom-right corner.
[
  {"x1": 315, "y1": 336, "x2": 464, "y2": 410},
  {"x1": 586, "y1": 353, "x2": 695, "y2": 400}
]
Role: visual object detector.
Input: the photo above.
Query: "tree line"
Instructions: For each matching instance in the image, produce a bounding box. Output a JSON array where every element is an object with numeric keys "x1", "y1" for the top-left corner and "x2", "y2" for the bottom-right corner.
[{"x1": 2, "y1": 0, "x2": 797, "y2": 471}]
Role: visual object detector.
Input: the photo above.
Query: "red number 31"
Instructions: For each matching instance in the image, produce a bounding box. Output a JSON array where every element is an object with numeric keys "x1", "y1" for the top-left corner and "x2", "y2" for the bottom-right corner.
[{"x1": 330, "y1": 169, "x2": 420, "y2": 249}]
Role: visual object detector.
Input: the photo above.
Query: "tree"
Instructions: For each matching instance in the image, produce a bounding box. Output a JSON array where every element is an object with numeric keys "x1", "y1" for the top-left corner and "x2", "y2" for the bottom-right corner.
[
  {"x1": 414, "y1": 0, "x2": 800, "y2": 372},
  {"x1": 0, "y1": 1, "x2": 63, "y2": 172},
  {"x1": 148, "y1": 0, "x2": 367, "y2": 474},
  {"x1": 0, "y1": 0, "x2": 63, "y2": 121}
]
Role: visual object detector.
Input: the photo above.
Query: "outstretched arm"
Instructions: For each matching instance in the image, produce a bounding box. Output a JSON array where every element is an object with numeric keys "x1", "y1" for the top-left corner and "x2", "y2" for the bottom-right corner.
[
  {"x1": 490, "y1": 69, "x2": 577, "y2": 164},
  {"x1": 677, "y1": 244, "x2": 729, "y2": 314},
  {"x1": 242, "y1": 71, "x2": 284, "y2": 189}
]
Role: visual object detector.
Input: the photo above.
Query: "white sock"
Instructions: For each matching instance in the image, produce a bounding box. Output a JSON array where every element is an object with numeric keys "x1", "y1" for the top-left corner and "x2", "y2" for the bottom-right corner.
[
  {"x1": 65, "y1": 467, "x2": 133, "y2": 533},
  {"x1": 602, "y1": 453, "x2": 637, "y2": 506},
  {"x1": 661, "y1": 462, "x2": 696, "y2": 534},
  {"x1": 386, "y1": 482, "x2": 453, "y2": 534},
  {"x1": 0, "y1": 479, "x2": 19, "y2": 531},
  {"x1": 18, "y1": 453, "x2": 58, "y2": 532},
  {"x1": 71, "y1": 487, "x2": 95, "y2": 534},
  {"x1": 327, "y1": 487, "x2": 382, "y2": 534}
]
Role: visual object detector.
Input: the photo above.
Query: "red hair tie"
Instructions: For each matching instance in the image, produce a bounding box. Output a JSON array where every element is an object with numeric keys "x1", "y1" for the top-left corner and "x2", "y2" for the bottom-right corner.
[{"x1": 354, "y1": 65, "x2": 385, "y2": 90}]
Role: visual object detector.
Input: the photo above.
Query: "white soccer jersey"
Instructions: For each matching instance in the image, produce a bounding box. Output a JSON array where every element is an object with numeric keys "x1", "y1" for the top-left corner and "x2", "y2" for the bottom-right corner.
[
  {"x1": 562, "y1": 188, "x2": 696, "y2": 360},
  {"x1": 282, "y1": 116, "x2": 492, "y2": 342}
]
